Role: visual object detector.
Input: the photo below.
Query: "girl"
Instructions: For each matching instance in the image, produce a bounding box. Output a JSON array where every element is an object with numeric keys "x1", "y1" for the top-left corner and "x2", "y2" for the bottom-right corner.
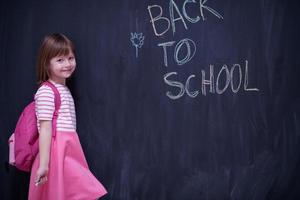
[{"x1": 29, "y1": 33, "x2": 107, "y2": 199}]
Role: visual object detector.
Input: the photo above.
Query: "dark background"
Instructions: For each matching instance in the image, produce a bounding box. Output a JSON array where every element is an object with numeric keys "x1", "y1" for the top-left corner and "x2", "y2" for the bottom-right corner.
[{"x1": 1, "y1": 0, "x2": 300, "y2": 199}]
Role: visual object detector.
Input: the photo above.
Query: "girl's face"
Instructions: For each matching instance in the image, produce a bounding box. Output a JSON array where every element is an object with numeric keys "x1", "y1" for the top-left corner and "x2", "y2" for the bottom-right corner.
[{"x1": 48, "y1": 51, "x2": 76, "y2": 84}]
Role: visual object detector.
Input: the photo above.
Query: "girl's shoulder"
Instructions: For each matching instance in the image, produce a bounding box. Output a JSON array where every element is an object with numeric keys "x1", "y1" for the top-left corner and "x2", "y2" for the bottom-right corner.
[
  {"x1": 34, "y1": 84, "x2": 54, "y2": 99},
  {"x1": 35, "y1": 81, "x2": 73, "y2": 101}
]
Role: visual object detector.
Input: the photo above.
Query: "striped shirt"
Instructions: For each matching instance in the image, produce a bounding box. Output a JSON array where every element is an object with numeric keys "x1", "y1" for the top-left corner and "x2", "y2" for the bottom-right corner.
[{"x1": 34, "y1": 81, "x2": 76, "y2": 132}]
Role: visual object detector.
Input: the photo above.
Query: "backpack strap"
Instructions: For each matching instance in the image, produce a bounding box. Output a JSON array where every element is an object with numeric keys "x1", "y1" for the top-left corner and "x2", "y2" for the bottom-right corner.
[{"x1": 42, "y1": 81, "x2": 61, "y2": 138}]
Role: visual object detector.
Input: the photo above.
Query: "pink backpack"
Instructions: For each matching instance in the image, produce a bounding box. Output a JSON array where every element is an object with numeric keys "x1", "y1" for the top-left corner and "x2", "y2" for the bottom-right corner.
[{"x1": 8, "y1": 81, "x2": 61, "y2": 172}]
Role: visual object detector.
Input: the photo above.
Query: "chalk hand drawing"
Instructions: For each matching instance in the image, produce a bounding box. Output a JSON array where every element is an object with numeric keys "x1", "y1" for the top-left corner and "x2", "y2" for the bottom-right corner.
[{"x1": 130, "y1": 32, "x2": 145, "y2": 58}]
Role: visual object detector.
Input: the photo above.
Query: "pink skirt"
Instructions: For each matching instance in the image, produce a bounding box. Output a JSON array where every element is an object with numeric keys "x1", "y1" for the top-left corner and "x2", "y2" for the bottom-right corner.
[{"x1": 28, "y1": 131, "x2": 107, "y2": 200}]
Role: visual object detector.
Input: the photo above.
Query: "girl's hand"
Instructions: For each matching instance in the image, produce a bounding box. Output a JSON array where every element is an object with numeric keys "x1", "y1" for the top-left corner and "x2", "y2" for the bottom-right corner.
[{"x1": 35, "y1": 166, "x2": 49, "y2": 186}]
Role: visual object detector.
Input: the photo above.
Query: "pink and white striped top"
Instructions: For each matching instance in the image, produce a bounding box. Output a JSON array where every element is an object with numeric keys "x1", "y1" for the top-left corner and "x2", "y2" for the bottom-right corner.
[{"x1": 34, "y1": 80, "x2": 76, "y2": 132}]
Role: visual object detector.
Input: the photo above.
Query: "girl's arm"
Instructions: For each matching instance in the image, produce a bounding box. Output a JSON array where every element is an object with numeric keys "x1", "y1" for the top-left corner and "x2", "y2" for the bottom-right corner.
[{"x1": 35, "y1": 120, "x2": 52, "y2": 186}]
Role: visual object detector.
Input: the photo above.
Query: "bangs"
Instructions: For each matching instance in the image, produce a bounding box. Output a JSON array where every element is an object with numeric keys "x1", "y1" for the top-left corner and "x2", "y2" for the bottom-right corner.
[{"x1": 48, "y1": 38, "x2": 75, "y2": 58}]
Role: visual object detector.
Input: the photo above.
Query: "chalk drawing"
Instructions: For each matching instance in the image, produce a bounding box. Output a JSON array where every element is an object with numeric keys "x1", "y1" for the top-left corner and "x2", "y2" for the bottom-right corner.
[{"x1": 130, "y1": 32, "x2": 145, "y2": 58}]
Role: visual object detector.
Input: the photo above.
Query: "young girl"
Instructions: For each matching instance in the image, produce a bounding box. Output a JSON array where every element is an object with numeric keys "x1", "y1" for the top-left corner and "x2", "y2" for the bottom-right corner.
[{"x1": 29, "y1": 33, "x2": 107, "y2": 199}]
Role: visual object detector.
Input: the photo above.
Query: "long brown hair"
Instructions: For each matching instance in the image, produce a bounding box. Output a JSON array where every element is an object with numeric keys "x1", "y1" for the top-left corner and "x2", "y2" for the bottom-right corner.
[{"x1": 36, "y1": 33, "x2": 75, "y2": 85}]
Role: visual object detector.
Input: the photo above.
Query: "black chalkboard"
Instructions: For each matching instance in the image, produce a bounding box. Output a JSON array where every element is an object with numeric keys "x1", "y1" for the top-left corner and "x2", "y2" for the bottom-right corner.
[{"x1": 1, "y1": 0, "x2": 300, "y2": 199}]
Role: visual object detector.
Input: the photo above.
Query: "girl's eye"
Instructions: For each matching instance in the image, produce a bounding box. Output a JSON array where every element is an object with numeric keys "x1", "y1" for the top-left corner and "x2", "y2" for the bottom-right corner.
[
  {"x1": 69, "y1": 57, "x2": 74, "y2": 60},
  {"x1": 57, "y1": 58, "x2": 63, "y2": 62}
]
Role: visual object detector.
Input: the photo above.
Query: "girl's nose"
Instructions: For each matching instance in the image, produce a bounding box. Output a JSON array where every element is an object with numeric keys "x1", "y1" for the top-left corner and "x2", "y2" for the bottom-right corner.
[{"x1": 65, "y1": 60, "x2": 72, "y2": 66}]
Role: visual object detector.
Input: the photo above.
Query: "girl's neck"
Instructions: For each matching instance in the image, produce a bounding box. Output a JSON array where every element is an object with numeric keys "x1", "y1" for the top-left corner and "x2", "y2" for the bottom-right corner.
[{"x1": 48, "y1": 77, "x2": 66, "y2": 85}]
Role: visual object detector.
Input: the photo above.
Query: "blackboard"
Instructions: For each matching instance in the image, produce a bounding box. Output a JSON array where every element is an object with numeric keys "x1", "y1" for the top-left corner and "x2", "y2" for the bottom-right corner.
[{"x1": 1, "y1": 0, "x2": 300, "y2": 199}]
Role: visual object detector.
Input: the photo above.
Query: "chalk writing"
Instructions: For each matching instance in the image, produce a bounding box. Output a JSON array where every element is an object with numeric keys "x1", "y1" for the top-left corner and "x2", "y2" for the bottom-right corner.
[
  {"x1": 164, "y1": 60, "x2": 259, "y2": 99},
  {"x1": 158, "y1": 38, "x2": 196, "y2": 67},
  {"x1": 146, "y1": 1, "x2": 259, "y2": 99},
  {"x1": 147, "y1": 0, "x2": 223, "y2": 36}
]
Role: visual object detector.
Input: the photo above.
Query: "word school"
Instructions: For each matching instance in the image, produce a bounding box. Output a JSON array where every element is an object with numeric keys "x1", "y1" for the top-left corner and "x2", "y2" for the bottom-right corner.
[{"x1": 164, "y1": 60, "x2": 259, "y2": 100}]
